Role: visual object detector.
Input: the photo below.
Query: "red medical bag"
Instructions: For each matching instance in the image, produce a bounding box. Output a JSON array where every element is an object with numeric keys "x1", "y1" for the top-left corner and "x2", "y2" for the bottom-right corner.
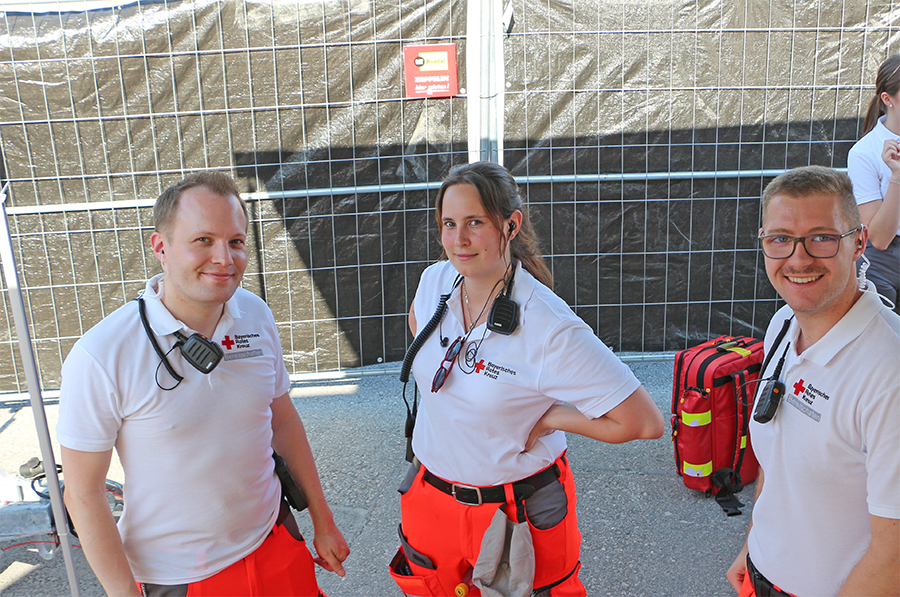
[{"x1": 671, "y1": 336, "x2": 763, "y2": 515}]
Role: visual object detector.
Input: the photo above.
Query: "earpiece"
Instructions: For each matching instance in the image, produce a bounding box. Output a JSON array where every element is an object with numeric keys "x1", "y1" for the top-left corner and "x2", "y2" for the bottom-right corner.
[
  {"x1": 440, "y1": 337, "x2": 449, "y2": 347},
  {"x1": 508, "y1": 221, "x2": 515, "y2": 233}
]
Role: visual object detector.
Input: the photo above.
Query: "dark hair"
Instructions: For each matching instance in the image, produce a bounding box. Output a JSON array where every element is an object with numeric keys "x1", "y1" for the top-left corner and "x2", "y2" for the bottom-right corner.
[
  {"x1": 862, "y1": 54, "x2": 900, "y2": 135},
  {"x1": 434, "y1": 161, "x2": 553, "y2": 288},
  {"x1": 761, "y1": 165, "x2": 860, "y2": 230},
  {"x1": 154, "y1": 171, "x2": 247, "y2": 234}
]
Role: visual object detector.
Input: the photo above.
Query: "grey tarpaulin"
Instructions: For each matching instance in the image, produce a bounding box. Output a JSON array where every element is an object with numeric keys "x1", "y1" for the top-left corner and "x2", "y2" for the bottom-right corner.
[{"x1": 1, "y1": 0, "x2": 897, "y2": 392}]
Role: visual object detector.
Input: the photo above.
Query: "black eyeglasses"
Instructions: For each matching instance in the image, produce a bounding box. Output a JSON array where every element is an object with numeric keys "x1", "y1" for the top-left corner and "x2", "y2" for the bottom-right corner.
[
  {"x1": 758, "y1": 226, "x2": 861, "y2": 259},
  {"x1": 432, "y1": 336, "x2": 463, "y2": 392}
]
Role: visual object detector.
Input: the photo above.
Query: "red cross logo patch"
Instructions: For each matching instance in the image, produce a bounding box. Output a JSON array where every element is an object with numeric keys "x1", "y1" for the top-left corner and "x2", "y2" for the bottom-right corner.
[
  {"x1": 475, "y1": 359, "x2": 485, "y2": 373},
  {"x1": 793, "y1": 379, "x2": 806, "y2": 395},
  {"x1": 221, "y1": 336, "x2": 235, "y2": 350}
]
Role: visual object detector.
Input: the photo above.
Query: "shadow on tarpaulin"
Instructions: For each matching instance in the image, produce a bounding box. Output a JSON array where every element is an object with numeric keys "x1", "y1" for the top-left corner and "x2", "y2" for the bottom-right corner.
[{"x1": 233, "y1": 116, "x2": 857, "y2": 368}]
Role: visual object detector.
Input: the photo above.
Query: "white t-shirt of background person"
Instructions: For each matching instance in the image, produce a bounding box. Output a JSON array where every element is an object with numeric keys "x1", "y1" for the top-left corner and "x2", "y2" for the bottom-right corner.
[
  {"x1": 57, "y1": 274, "x2": 291, "y2": 584},
  {"x1": 410, "y1": 260, "x2": 641, "y2": 486},
  {"x1": 747, "y1": 288, "x2": 900, "y2": 597},
  {"x1": 847, "y1": 115, "x2": 900, "y2": 236}
]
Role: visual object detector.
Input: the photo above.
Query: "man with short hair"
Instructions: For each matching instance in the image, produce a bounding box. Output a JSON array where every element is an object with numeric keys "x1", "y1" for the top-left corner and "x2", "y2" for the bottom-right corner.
[
  {"x1": 727, "y1": 165, "x2": 899, "y2": 597},
  {"x1": 58, "y1": 171, "x2": 349, "y2": 596}
]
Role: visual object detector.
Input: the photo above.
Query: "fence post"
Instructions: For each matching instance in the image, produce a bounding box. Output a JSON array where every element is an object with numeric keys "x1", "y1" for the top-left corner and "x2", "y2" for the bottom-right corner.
[
  {"x1": 0, "y1": 184, "x2": 82, "y2": 597},
  {"x1": 467, "y1": 0, "x2": 506, "y2": 164}
]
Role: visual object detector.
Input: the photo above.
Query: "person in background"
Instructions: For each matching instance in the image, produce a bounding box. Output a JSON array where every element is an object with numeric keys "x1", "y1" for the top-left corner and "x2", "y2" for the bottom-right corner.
[
  {"x1": 58, "y1": 171, "x2": 349, "y2": 596},
  {"x1": 389, "y1": 161, "x2": 665, "y2": 596},
  {"x1": 726, "y1": 166, "x2": 899, "y2": 597},
  {"x1": 847, "y1": 53, "x2": 900, "y2": 313}
]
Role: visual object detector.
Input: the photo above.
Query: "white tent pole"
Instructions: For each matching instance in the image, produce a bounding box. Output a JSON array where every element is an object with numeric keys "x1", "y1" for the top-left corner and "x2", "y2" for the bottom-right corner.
[{"x1": 0, "y1": 183, "x2": 82, "y2": 597}]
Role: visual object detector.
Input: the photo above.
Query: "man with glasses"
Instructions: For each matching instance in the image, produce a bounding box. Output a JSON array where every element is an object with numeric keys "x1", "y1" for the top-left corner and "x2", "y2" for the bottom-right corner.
[{"x1": 726, "y1": 166, "x2": 899, "y2": 597}]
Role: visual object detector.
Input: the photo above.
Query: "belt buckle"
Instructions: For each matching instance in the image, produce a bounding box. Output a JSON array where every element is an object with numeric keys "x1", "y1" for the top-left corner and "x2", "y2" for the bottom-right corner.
[{"x1": 451, "y1": 483, "x2": 483, "y2": 506}]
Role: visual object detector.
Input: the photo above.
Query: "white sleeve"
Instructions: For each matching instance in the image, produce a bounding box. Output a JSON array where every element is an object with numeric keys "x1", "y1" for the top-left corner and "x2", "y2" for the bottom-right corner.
[
  {"x1": 268, "y1": 308, "x2": 291, "y2": 398},
  {"x1": 847, "y1": 144, "x2": 885, "y2": 206},
  {"x1": 537, "y1": 319, "x2": 641, "y2": 420},
  {"x1": 412, "y1": 262, "x2": 448, "y2": 333},
  {"x1": 862, "y1": 386, "x2": 900, "y2": 519},
  {"x1": 56, "y1": 343, "x2": 122, "y2": 452}
]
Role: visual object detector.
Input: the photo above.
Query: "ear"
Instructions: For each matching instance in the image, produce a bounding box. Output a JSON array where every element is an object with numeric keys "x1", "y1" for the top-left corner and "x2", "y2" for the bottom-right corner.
[
  {"x1": 507, "y1": 210, "x2": 523, "y2": 241},
  {"x1": 881, "y1": 91, "x2": 894, "y2": 109},
  {"x1": 150, "y1": 231, "x2": 166, "y2": 265},
  {"x1": 852, "y1": 225, "x2": 868, "y2": 261}
]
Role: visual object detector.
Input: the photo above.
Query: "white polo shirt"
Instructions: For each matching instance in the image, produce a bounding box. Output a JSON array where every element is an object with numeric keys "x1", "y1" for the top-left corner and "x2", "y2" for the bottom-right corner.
[
  {"x1": 57, "y1": 274, "x2": 291, "y2": 584},
  {"x1": 747, "y1": 287, "x2": 900, "y2": 596},
  {"x1": 848, "y1": 115, "x2": 900, "y2": 236},
  {"x1": 410, "y1": 260, "x2": 641, "y2": 486}
]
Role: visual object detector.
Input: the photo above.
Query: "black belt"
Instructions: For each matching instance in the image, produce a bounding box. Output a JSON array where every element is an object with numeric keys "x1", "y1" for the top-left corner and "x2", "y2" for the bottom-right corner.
[
  {"x1": 746, "y1": 555, "x2": 796, "y2": 597},
  {"x1": 422, "y1": 461, "x2": 561, "y2": 506}
]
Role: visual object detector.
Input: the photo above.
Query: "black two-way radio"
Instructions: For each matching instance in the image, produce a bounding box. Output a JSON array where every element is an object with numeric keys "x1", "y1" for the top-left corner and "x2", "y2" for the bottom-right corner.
[
  {"x1": 486, "y1": 223, "x2": 521, "y2": 335},
  {"x1": 486, "y1": 263, "x2": 519, "y2": 335},
  {"x1": 138, "y1": 298, "x2": 223, "y2": 389},
  {"x1": 753, "y1": 316, "x2": 793, "y2": 424}
]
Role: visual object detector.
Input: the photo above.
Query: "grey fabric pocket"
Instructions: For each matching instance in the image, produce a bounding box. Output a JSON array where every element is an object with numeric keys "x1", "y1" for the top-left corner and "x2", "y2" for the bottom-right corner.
[
  {"x1": 523, "y1": 478, "x2": 567, "y2": 530},
  {"x1": 398, "y1": 524, "x2": 435, "y2": 570},
  {"x1": 140, "y1": 583, "x2": 188, "y2": 597},
  {"x1": 397, "y1": 462, "x2": 419, "y2": 495}
]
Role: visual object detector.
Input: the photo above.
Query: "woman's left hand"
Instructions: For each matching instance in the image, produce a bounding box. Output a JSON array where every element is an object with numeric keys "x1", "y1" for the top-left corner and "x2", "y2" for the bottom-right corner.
[
  {"x1": 524, "y1": 387, "x2": 665, "y2": 451},
  {"x1": 524, "y1": 402, "x2": 572, "y2": 451}
]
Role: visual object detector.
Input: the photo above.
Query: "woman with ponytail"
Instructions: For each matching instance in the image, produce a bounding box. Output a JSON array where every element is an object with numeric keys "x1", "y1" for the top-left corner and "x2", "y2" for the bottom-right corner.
[
  {"x1": 389, "y1": 161, "x2": 664, "y2": 596},
  {"x1": 847, "y1": 54, "x2": 900, "y2": 311}
]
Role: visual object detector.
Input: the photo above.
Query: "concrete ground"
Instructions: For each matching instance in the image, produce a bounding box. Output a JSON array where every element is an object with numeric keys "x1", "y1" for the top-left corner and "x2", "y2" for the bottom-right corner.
[{"x1": 0, "y1": 358, "x2": 755, "y2": 597}]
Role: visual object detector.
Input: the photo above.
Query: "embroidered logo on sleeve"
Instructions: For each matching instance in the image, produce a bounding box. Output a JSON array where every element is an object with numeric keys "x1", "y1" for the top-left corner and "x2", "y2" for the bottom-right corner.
[
  {"x1": 221, "y1": 333, "x2": 264, "y2": 361},
  {"x1": 785, "y1": 377, "x2": 830, "y2": 422}
]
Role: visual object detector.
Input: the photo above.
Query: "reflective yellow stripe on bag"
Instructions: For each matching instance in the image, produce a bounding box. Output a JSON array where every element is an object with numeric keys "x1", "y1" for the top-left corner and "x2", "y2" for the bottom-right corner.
[
  {"x1": 683, "y1": 461, "x2": 713, "y2": 478},
  {"x1": 682, "y1": 410, "x2": 711, "y2": 427},
  {"x1": 723, "y1": 346, "x2": 751, "y2": 357}
]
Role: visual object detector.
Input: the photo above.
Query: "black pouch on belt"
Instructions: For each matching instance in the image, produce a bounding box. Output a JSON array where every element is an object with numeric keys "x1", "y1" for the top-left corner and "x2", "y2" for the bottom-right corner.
[
  {"x1": 273, "y1": 451, "x2": 308, "y2": 512},
  {"x1": 523, "y1": 477, "x2": 568, "y2": 530}
]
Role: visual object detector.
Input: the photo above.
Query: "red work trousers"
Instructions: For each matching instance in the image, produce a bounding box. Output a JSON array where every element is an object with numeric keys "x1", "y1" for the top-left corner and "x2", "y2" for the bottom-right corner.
[
  {"x1": 395, "y1": 453, "x2": 585, "y2": 596},
  {"x1": 740, "y1": 573, "x2": 756, "y2": 597},
  {"x1": 139, "y1": 519, "x2": 323, "y2": 597}
]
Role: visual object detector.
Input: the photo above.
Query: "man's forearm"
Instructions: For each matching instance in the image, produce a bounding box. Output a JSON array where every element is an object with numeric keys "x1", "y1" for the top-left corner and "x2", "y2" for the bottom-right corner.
[
  {"x1": 837, "y1": 516, "x2": 900, "y2": 597},
  {"x1": 270, "y1": 393, "x2": 349, "y2": 575},
  {"x1": 837, "y1": 549, "x2": 900, "y2": 596},
  {"x1": 66, "y1": 489, "x2": 140, "y2": 596},
  {"x1": 270, "y1": 396, "x2": 333, "y2": 528}
]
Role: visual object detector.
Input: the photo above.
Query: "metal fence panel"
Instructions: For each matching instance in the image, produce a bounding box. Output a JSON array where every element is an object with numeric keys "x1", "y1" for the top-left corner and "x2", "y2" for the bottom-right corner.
[
  {"x1": 1, "y1": 0, "x2": 898, "y2": 392},
  {"x1": 502, "y1": 0, "x2": 898, "y2": 350}
]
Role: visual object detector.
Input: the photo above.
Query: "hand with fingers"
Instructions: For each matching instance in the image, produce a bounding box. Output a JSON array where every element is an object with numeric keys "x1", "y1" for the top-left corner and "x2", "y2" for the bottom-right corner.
[
  {"x1": 882, "y1": 139, "x2": 900, "y2": 177},
  {"x1": 313, "y1": 522, "x2": 350, "y2": 577}
]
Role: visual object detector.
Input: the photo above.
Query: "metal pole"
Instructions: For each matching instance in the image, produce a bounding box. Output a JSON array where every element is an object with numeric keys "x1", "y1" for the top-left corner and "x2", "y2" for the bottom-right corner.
[
  {"x1": 0, "y1": 183, "x2": 82, "y2": 597},
  {"x1": 467, "y1": 0, "x2": 504, "y2": 164},
  {"x1": 5, "y1": 168, "x2": 831, "y2": 216}
]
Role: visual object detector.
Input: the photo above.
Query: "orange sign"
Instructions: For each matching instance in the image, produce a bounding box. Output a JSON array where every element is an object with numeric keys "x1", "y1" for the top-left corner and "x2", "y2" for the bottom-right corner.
[{"x1": 403, "y1": 44, "x2": 459, "y2": 98}]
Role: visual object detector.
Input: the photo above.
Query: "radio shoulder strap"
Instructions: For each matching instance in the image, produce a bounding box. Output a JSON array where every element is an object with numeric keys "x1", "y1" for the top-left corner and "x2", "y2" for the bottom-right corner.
[
  {"x1": 759, "y1": 315, "x2": 793, "y2": 378},
  {"x1": 399, "y1": 274, "x2": 460, "y2": 462}
]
